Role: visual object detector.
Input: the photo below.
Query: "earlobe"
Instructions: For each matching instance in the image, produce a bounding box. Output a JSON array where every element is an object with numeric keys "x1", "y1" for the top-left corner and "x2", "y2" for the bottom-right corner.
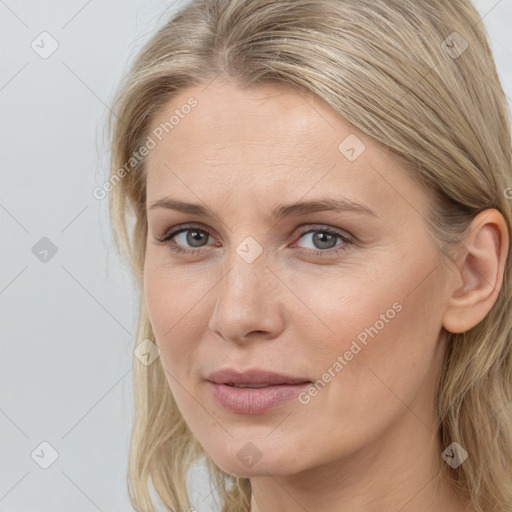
[{"x1": 442, "y1": 209, "x2": 509, "y2": 334}]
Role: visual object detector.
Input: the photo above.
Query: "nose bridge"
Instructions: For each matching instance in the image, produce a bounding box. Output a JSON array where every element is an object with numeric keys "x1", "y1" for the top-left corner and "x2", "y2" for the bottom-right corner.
[
  {"x1": 230, "y1": 247, "x2": 273, "y2": 302},
  {"x1": 208, "y1": 244, "x2": 283, "y2": 342}
]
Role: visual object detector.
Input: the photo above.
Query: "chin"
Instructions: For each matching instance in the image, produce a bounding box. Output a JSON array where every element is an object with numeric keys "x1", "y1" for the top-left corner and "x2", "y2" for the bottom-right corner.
[
  {"x1": 215, "y1": 459, "x2": 295, "y2": 479},
  {"x1": 205, "y1": 440, "x2": 306, "y2": 478}
]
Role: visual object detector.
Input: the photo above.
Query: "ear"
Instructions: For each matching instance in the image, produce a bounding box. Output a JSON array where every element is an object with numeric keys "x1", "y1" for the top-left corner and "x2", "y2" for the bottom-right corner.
[{"x1": 442, "y1": 209, "x2": 509, "y2": 334}]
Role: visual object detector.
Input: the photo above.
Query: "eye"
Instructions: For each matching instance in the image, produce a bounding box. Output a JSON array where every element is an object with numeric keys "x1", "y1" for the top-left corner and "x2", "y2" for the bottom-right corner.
[
  {"x1": 156, "y1": 224, "x2": 216, "y2": 255},
  {"x1": 155, "y1": 223, "x2": 355, "y2": 256},
  {"x1": 292, "y1": 226, "x2": 354, "y2": 256}
]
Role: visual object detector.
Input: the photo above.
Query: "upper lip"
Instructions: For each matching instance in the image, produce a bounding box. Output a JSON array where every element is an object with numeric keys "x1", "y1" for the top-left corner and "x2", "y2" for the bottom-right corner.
[{"x1": 206, "y1": 368, "x2": 311, "y2": 387}]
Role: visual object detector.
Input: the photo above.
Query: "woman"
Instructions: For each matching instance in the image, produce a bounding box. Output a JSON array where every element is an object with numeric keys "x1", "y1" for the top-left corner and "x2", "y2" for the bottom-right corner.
[{"x1": 107, "y1": 0, "x2": 512, "y2": 510}]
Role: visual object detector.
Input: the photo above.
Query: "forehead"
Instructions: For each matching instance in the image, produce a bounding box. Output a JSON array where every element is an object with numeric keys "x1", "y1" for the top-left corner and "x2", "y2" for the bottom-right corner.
[
  {"x1": 144, "y1": 79, "x2": 428, "y2": 220},
  {"x1": 149, "y1": 80, "x2": 338, "y2": 163}
]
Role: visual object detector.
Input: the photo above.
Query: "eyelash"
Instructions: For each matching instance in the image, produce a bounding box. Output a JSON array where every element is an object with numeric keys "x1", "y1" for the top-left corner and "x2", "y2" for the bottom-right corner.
[{"x1": 155, "y1": 223, "x2": 355, "y2": 257}]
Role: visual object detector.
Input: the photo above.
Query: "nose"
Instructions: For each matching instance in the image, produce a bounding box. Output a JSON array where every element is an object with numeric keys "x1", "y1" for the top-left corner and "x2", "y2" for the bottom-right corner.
[{"x1": 207, "y1": 248, "x2": 286, "y2": 345}]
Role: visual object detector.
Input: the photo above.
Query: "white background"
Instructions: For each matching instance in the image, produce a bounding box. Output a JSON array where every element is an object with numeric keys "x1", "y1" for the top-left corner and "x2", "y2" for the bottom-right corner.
[{"x1": 1, "y1": 1, "x2": 511, "y2": 511}]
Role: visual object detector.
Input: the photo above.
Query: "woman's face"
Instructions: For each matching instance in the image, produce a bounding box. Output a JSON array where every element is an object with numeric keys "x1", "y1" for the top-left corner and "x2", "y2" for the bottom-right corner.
[{"x1": 143, "y1": 79, "x2": 452, "y2": 477}]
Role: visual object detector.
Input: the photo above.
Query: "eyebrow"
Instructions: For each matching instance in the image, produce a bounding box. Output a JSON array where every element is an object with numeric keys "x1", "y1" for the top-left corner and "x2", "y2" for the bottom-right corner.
[{"x1": 148, "y1": 196, "x2": 378, "y2": 220}]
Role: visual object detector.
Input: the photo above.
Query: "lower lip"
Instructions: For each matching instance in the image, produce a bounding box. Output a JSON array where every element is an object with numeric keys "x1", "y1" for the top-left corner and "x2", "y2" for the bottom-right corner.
[{"x1": 206, "y1": 381, "x2": 311, "y2": 414}]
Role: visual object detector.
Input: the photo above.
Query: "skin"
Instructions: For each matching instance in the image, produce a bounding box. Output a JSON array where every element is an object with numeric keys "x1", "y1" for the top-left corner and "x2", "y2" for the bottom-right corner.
[{"x1": 143, "y1": 77, "x2": 508, "y2": 512}]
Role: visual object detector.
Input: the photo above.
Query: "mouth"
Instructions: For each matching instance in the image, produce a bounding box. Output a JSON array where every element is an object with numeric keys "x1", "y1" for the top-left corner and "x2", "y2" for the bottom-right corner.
[
  {"x1": 205, "y1": 368, "x2": 312, "y2": 414},
  {"x1": 206, "y1": 368, "x2": 311, "y2": 386},
  {"x1": 224, "y1": 382, "x2": 282, "y2": 388}
]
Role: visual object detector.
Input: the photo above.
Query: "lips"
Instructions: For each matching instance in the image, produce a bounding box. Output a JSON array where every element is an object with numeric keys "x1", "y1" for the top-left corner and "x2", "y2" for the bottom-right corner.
[
  {"x1": 205, "y1": 368, "x2": 312, "y2": 414},
  {"x1": 206, "y1": 368, "x2": 311, "y2": 387}
]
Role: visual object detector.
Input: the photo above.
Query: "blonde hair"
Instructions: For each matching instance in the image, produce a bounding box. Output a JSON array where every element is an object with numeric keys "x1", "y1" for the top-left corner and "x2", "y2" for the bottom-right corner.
[{"x1": 107, "y1": 1, "x2": 512, "y2": 510}]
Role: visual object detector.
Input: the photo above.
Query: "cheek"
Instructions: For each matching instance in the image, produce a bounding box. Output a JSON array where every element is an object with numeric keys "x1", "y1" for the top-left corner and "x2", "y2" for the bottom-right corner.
[
  {"x1": 143, "y1": 262, "x2": 225, "y2": 444},
  {"x1": 308, "y1": 258, "x2": 444, "y2": 422},
  {"x1": 143, "y1": 260, "x2": 204, "y2": 370},
  {"x1": 285, "y1": 263, "x2": 403, "y2": 357}
]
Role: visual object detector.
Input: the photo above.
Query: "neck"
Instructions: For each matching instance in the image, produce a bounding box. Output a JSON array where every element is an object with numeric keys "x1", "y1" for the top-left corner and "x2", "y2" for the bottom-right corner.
[{"x1": 249, "y1": 409, "x2": 472, "y2": 512}]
